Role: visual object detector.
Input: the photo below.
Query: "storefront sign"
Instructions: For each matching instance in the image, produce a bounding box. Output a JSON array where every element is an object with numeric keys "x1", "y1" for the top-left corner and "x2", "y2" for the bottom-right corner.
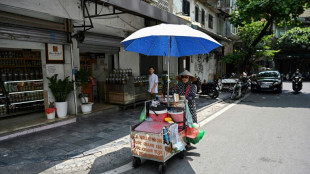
[{"x1": 46, "y1": 43, "x2": 64, "y2": 63}]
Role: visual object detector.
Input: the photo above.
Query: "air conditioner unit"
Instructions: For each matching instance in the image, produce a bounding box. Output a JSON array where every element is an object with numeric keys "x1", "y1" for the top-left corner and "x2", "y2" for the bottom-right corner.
[{"x1": 217, "y1": 0, "x2": 221, "y2": 8}]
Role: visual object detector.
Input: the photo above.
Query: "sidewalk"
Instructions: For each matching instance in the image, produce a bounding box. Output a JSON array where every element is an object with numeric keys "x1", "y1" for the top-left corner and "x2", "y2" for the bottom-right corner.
[{"x1": 0, "y1": 92, "x2": 230, "y2": 173}]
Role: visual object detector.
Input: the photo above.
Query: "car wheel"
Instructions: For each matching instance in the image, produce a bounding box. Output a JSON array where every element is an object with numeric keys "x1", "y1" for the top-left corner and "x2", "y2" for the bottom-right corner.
[{"x1": 251, "y1": 88, "x2": 255, "y2": 93}]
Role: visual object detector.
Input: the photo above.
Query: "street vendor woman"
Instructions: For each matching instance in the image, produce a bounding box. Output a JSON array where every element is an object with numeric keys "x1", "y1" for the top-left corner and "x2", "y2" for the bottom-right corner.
[{"x1": 171, "y1": 70, "x2": 197, "y2": 123}]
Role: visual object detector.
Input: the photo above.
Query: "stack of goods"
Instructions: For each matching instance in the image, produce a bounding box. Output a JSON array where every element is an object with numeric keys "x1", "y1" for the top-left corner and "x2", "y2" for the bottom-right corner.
[{"x1": 106, "y1": 69, "x2": 133, "y2": 85}]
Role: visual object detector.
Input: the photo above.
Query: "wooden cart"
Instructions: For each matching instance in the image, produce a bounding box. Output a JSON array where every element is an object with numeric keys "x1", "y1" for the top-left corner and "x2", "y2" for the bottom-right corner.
[{"x1": 130, "y1": 101, "x2": 187, "y2": 174}]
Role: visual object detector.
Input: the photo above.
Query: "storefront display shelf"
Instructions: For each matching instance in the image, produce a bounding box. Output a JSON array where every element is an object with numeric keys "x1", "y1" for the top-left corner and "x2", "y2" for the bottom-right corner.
[
  {"x1": 8, "y1": 90, "x2": 44, "y2": 94},
  {"x1": 0, "y1": 114, "x2": 10, "y2": 118},
  {"x1": 10, "y1": 99, "x2": 44, "y2": 105},
  {"x1": 4, "y1": 79, "x2": 43, "y2": 83},
  {"x1": 0, "y1": 66, "x2": 24, "y2": 68},
  {"x1": 0, "y1": 108, "x2": 44, "y2": 118}
]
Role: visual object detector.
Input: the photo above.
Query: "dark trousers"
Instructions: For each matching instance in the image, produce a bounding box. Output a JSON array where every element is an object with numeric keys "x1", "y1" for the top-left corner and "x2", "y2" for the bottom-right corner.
[{"x1": 147, "y1": 92, "x2": 157, "y2": 100}]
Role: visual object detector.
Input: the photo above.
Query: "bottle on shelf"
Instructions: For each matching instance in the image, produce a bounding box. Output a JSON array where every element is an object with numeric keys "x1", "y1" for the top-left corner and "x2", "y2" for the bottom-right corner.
[
  {"x1": 30, "y1": 70, "x2": 34, "y2": 80},
  {"x1": 39, "y1": 69, "x2": 43, "y2": 79},
  {"x1": 8, "y1": 69, "x2": 13, "y2": 81},
  {"x1": 14, "y1": 71, "x2": 19, "y2": 81},
  {"x1": 25, "y1": 70, "x2": 29, "y2": 80},
  {"x1": 19, "y1": 71, "x2": 24, "y2": 81}
]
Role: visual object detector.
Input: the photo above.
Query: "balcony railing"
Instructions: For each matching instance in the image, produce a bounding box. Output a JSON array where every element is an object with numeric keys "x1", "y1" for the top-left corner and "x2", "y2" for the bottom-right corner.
[{"x1": 142, "y1": 0, "x2": 169, "y2": 12}]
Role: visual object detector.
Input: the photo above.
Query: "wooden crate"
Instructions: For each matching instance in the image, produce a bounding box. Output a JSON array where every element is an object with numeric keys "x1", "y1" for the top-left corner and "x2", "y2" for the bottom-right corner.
[{"x1": 109, "y1": 92, "x2": 135, "y2": 105}]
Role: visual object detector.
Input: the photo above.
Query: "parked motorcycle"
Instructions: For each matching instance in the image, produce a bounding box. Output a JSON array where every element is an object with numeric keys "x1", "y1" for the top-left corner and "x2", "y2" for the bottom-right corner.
[
  {"x1": 201, "y1": 80, "x2": 219, "y2": 99},
  {"x1": 193, "y1": 76, "x2": 202, "y2": 93},
  {"x1": 231, "y1": 79, "x2": 248, "y2": 100},
  {"x1": 292, "y1": 76, "x2": 302, "y2": 92}
]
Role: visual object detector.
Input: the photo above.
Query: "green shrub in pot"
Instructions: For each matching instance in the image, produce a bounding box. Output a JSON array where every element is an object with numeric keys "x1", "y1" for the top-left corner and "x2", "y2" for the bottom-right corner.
[
  {"x1": 47, "y1": 74, "x2": 74, "y2": 102},
  {"x1": 47, "y1": 74, "x2": 74, "y2": 118}
]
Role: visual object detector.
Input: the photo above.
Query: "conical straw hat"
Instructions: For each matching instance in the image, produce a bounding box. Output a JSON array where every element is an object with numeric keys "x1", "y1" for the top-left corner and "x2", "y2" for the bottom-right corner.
[{"x1": 176, "y1": 70, "x2": 196, "y2": 82}]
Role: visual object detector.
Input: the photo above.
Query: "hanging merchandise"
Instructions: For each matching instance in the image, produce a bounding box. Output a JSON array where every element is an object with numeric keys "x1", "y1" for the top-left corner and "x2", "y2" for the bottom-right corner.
[
  {"x1": 185, "y1": 101, "x2": 193, "y2": 128},
  {"x1": 186, "y1": 123, "x2": 200, "y2": 139},
  {"x1": 186, "y1": 130, "x2": 206, "y2": 144},
  {"x1": 139, "y1": 106, "x2": 146, "y2": 122},
  {"x1": 168, "y1": 124, "x2": 185, "y2": 152}
]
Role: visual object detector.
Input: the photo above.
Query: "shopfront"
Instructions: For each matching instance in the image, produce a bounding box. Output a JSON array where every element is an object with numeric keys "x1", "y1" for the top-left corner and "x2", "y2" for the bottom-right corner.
[{"x1": 0, "y1": 14, "x2": 74, "y2": 136}]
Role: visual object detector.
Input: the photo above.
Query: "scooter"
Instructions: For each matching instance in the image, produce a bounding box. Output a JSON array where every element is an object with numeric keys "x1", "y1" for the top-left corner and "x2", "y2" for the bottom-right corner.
[
  {"x1": 201, "y1": 80, "x2": 219, "y2": 99},
  {"x1": 193, "y1": 77, "x2": 202, "y2": 93},
  {"x1": 292, "y1": 76, "x2": 302, "y2": 92},
  {"x1": 231, "y1": 79, "x2": 248, "y2": 100}
]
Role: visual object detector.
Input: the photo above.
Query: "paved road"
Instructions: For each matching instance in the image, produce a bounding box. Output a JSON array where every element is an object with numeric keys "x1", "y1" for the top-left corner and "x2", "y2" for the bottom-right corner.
[{"x1": 122, "y1": 82, "x2": 310, "y2": 174}]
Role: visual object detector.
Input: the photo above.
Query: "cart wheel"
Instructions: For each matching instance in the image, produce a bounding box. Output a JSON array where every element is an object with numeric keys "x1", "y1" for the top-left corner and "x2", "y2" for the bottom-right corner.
[
  {"x1": 159, "y1": 163, "x2": 166, "y2": 174},
  {"x1": 178, "y1": 150, "x2": 185, "y2": 159},
  {"x1": 132, "y1": 157, "x2": 141, "y2": 168}
]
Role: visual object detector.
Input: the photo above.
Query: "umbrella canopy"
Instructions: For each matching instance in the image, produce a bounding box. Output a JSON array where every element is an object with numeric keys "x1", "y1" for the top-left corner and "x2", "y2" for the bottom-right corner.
[
  {"x1": 122, "y1": 24, "x2": 222, "y2": 57},
  {"x1": 121, "y1": 23, "x2": 222, "y2": 104}
]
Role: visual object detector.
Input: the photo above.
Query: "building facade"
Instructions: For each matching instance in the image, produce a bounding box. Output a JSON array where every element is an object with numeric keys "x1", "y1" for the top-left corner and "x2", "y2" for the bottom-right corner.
[{"x1": 0, "y1": 0, "x2": 237, "y2": 135}]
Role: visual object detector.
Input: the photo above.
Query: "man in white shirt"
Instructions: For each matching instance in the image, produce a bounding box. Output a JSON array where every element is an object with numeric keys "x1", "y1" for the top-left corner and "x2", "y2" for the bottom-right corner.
[{"x1": 147, "y1": 66, "x2": 158, "y2": 100}]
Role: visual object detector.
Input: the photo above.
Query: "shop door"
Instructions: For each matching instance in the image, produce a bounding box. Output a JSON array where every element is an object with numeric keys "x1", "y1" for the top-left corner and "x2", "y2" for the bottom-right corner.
[{"x1": 140, "y1": 54, "x2": 158, "y2": 75}]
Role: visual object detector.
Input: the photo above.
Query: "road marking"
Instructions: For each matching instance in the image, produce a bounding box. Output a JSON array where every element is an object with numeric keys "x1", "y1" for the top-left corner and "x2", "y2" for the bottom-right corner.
[{"x1": 102, "y1": 93, "x2": 251, "y2": 174}]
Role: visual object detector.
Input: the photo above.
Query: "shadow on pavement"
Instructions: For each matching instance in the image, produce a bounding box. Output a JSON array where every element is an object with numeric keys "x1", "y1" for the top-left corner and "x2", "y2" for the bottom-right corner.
[{"x1": 88, "y1": 147, "x2": 132, "y2": 174}]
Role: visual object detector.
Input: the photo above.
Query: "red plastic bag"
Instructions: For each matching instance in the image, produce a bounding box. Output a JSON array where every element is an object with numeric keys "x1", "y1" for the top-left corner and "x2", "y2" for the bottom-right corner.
[
  {"x1": 45, "y1": 108, "x2": 56, "y2": 114},
  {"x1": 185, "y1": 124, "x2": 200, "y2": 139}
]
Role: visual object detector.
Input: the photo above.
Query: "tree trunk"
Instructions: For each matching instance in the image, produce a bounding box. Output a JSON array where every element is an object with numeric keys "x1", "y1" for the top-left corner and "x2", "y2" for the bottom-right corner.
[{"x1": 243, "y1": 15, "x2": 275, "y2": 73}]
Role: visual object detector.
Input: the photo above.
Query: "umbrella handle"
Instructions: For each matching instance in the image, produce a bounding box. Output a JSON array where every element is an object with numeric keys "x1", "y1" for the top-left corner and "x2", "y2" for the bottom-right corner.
[{"x1": 150, "y1": 109, "x2": 159, "y2": 116}]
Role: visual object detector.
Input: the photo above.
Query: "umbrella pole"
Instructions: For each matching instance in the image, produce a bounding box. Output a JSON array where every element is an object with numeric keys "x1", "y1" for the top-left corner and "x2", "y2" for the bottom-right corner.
[
  {"x1": 167, "y1": 56, "x2": 170, "y2": 106},
  {"x1": 167, "y1": 36, "x2": 171, "y2": 106}
]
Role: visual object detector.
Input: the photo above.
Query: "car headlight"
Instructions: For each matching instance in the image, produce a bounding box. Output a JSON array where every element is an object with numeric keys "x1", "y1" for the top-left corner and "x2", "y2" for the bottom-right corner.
[
  {"x1": 274, "y1": 81, "x2": 281, "y2": 85},
  {"x1": 251, "y1": 81, "x2": 257, "y2": 84}
]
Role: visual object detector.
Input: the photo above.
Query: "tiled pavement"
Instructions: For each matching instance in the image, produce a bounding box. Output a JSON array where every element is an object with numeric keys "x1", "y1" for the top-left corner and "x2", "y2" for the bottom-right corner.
[{"x1": 0, "y1": 92, "x2": 230, "y2": 173}]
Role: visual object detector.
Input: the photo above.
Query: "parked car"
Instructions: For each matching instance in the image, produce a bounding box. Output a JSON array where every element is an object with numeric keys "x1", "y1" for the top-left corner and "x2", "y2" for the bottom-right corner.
[{"x1": 251, "y1": 71, "x2": 282, "y2": 93}]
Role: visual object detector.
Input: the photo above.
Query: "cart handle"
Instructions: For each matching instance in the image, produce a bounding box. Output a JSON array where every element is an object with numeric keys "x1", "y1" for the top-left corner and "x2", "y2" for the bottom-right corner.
[{"x1": 150, "y1": 108, "x2": 159, "y2": 116}]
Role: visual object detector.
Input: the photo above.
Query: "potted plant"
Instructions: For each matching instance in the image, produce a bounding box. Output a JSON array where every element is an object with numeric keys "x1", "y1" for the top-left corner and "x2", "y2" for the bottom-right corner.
[
  {"x1": 47, "y1": 74, "x2": 74, "y2": 118},
  {"x1": 75, "y1": 69, "x2": 93, "y2": 114}
]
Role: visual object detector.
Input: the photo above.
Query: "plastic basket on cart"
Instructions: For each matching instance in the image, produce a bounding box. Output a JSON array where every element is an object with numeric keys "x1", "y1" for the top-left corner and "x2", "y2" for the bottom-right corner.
[
  {"x1": 148, "y1": 103, "x2": 168, "y2": 122},
  {"x1": 168, "y1": 111, "x2": 185, "y2": 131},
  {"x1": 149, "y1": 110, "x2": 167, "y2": 122}
]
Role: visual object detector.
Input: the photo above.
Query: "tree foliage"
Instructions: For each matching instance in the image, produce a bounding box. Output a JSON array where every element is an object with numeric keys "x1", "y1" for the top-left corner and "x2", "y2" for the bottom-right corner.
[
  {"x1": 278, "y1": 27, "x2": 310, "y2": 48},
  {"x1": 231, "y1": 0, "x2": 309, "y2": 27},
  {"x1": 223, "y1": 21, "x2": 279, "y2": 70},
  {"x1": 229, "y1": 0, "x2": 309, "y2": 72}
]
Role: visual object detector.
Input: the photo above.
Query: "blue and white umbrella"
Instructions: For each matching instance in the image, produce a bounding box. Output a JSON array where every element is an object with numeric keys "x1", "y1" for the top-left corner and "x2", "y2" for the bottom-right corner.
[{"x1": 121, "y1": 23, "x2": 222, "y2": 102}]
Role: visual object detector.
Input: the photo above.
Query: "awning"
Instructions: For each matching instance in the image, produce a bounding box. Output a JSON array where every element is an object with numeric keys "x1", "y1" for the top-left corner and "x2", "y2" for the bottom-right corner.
[
  {"x1": 78, "y1": 32, "x2": 122, "y2": 53},
  {"x1": 100, "y1": 0, "x2": 188, "y2": 25}
]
